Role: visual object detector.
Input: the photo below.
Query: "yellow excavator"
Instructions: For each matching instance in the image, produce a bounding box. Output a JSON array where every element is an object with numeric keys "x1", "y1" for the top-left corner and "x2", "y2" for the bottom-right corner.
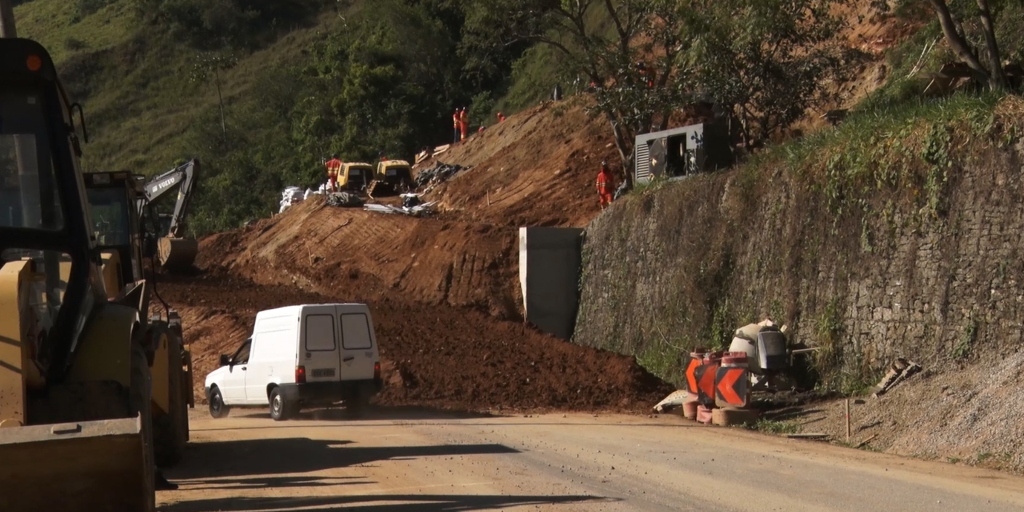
[
  {"x1": 85, "y1": 170, "x2": 194, "y2": 467},
  {"x1": 0, "y1": 38, "x2": 159, "y2": 510}
]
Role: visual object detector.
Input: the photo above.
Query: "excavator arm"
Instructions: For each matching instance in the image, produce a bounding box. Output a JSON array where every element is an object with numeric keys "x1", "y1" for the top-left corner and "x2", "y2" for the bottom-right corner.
[
  {"x1": 142, "y1": 158, "x2": 198, "y2": 238},
  {"x1": 139, "y1": 159, "x2": 200, "y2": 269}
]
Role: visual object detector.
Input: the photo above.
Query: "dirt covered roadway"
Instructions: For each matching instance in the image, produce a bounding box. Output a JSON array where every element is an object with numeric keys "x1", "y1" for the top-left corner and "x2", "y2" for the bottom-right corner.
[
  {"x1": 158, "y1": 271, "x2": 671, "y2": 414},
  {"x1": 158, "y1": 408, "x2": 1024, "y2": 512}
]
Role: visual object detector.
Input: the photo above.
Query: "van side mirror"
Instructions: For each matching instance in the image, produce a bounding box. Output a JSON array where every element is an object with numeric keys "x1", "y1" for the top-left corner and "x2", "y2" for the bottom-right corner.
[{"x1": 219, "y1": 354, "x2": 231, "y2": 367}]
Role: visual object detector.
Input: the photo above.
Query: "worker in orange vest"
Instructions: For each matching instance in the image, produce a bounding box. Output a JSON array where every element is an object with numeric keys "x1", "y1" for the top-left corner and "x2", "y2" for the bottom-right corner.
[
  {"x1": 325, "y1": 154, "x2": 343, "y2": 192},
  {"x1": 596, "y1": 161, "x2": 614, "y2": 209},
  {"x1": 497, "y1": 112, "x2": 506, "y2": 123},
  {"x1": 459, "y1": 107, "x2": 469, "y2": 141},
  {"x1": 452, "y1": 108, "x2": 461, "y2": 144}
]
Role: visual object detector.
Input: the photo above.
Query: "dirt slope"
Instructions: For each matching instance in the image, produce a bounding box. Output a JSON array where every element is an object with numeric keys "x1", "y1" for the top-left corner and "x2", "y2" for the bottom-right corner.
[
  {"x1": 171, "y1": 103, "x2": 670, "y2": 414},
  {"x1": 417, "y1": 99, "x2": 615, "y2": 228}
]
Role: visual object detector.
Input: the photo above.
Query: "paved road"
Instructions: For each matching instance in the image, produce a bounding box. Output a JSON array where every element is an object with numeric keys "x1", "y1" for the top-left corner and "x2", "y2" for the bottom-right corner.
[{"x1": 158, "y1": 408, "x2": 1024, "y2": 512}]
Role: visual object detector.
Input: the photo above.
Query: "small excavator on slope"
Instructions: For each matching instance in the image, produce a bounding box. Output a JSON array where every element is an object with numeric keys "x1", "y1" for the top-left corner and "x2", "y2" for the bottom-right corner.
[
  {"x1": 141, "y1": 159, "x2": 200, "y2": 271},
  {"x1": 0, "y1": 37, "x2": 160, "y2": 511}
]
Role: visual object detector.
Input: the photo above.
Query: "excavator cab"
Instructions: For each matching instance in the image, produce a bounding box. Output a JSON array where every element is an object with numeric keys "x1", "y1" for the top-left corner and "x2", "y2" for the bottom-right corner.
[
  {"x1": 85, "y1": 169, "x2": 194, "y2": 467},
  {"x1": 367, "y1": 159, "x2": 414, "y2": 196},
  {"x1": 0, "y1": 39, "x2": 156, "y2": 511}
]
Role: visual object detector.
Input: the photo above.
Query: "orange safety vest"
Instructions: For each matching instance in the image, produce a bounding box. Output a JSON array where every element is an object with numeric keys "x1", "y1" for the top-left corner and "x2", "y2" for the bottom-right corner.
[
  {"x1": 453, "y1": 111, "x2": 461, "y2": 128},
  {"x1": 326, "y1": 158, "x2": 342, "y2": 178},
  {"x1": 459, "y1": 110, "x2": 469, "y2": 127},
  {"x1": 596, "y1": 169, "x2": 612, "y2": 193}
]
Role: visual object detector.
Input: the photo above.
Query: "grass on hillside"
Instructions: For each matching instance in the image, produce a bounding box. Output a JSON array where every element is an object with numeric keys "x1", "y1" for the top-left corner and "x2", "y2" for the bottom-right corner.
[
  {"x1": 14, "y1": 0, "x2": 341, "y2": 175},
  {"x1": 14, "y1": 0, "x2": 134, "y2": 63}
]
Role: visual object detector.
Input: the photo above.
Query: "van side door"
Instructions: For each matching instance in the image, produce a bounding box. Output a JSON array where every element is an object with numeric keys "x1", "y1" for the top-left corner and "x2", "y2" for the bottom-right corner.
[
  {"x1": 337, "y1": 307, "x2": 376, "y2": 380},
  {"x1": 299, "y1": 306, "x2": 342, "y2": 384},
  {"x1": 221, "y1": 339, "x2": 251, "y2": 404}
]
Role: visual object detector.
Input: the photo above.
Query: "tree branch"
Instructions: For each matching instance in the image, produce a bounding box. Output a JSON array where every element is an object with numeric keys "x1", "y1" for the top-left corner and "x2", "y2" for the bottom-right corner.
[
  {"x1": 927, "y1": 0, "x2": 992, "y2": 83},
  {"x1": 975, "y1": 0, "x2": 1009, "y2": 89}
]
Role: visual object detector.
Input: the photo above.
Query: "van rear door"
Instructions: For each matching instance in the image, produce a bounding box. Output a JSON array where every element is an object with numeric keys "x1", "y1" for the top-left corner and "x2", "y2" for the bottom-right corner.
[
  {"x1": 337, "y1": 306, "x2": 376, "y2": 380},
  {"x1": 299, "y1": 306, "x2": 342, "y2": 383}
]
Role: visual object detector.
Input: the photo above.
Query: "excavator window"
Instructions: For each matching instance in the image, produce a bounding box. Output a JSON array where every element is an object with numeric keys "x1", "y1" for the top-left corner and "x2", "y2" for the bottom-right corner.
[
  {"x1": 0, "y1": 90, "x2": 64, "y2": 231},
  {"x1": 86, "y1": 187, "x2": 130, "y2": 247}
]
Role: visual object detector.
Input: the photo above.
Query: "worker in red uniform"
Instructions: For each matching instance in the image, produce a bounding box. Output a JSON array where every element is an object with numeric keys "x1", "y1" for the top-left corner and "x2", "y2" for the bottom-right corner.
[
  {"x1": 452, "y1": 108, "x2": 461, "y2": 144},
  {"x1": 325, "y1": 154, "x2": 343, "y2": 192},
  {"x1": 596, "y1": 161, "x2": 614, "y2": 209},
  {"x1": 497, "y1": 112, "x2": 506, "y2": 123},
  {"x1": 459, "y1": 107, "x2": 469, "y2": 141}
]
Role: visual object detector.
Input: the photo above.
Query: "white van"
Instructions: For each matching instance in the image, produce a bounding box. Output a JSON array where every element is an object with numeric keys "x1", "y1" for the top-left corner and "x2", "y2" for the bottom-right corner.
[{"x1": 204, "y1": 303, "x2": 383, "y2": 420}]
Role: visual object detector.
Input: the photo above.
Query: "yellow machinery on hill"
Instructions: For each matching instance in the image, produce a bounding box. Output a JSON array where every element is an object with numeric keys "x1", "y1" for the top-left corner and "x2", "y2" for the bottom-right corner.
[
  {"x1": 337, "y1": 161, "x2": 374, "y2": 193},
  {"x1": 367, "y1": 159, "x2": 414, "y2": 197},
  {"x1": 85, "y1": 170, "x2": 194, "y2": 466},
  {"x1": 0, "y1": 38, "x2": 159, "y2": 510}
]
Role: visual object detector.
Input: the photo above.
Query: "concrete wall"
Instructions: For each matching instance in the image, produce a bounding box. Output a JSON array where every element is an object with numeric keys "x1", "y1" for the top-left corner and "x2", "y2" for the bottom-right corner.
[
  {"x1": 573, "y1": 140, "x2": 1024, "y2": 385},
  {"x1": 519, "y1": 227, "x2": 584, "y2": 339}
]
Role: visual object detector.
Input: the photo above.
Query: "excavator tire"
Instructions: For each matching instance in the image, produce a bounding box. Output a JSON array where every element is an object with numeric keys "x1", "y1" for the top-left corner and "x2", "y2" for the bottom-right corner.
[
  {"x1": 158, "y1": 237, "x2": 198, "y2": 270},
  {"x1": 153, "y1": 333, "x2": 187, "y2": 467}
]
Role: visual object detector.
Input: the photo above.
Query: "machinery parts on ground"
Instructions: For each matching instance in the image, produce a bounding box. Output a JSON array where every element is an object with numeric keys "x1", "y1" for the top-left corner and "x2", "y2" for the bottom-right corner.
[
  {"x1": 326, "y1": 191, "x2": 364, "y2": 208},
  {"x1": 141, "y1": 159, "x2": 199, "y2": 271},
  {"x1": 85, "y1": 170, "x2": 194, "y2": 467},
  {"x1": 0, "y1": 37, "x2": 158, "y2": 511},
  {"x1": 367, "y1": 159, "x2": 414, "y2": 197},
  {"x1": 413, "y1": 162, "x2": 465, "y2": 191}
]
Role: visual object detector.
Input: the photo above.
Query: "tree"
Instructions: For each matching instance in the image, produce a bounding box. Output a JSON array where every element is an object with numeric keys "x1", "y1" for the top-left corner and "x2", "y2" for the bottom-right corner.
[
  {"x1": 874, "y1": 0, "x2": 1019, "y2": 90},
  {"x1": 189, "y1": 52, "x2": 238, "y2": 137},
  {"x1": 462, "y1": 0, "x2": 692, "y2": 186},
  {"x1": 684, "y1": 0, "x2": 854, "y2": 149}
]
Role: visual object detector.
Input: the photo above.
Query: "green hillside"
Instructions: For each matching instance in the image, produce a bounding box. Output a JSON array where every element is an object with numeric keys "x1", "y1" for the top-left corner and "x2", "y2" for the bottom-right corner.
[{"x1": 11, "y1": 0, "x2": 542, "y2": 233}]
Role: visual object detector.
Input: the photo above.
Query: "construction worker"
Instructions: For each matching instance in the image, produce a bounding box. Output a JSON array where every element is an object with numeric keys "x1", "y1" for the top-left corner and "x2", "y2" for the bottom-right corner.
[
  {"x1": 452, "y1": 108, "x2": 461, "y2": 144},
  {"x1": 459, "y1": 107, "x2": 469, "y2": 141},
  {"x1": 596, "y1": 161, "x2": 614, "y2": 209},
  {"x1": 325, "y1": 154, "x2": 343, "y2": 193},
  {"x1": 497, "y1": 112, "x2": 506, "y2": 123}
]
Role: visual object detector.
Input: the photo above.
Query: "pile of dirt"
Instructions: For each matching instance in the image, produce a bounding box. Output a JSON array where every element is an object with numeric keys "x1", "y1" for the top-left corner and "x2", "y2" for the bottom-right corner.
[
  {"x1": 158, "y1": 272, "x2": 672, "y2": 414},
  {"x1": 416, "y1": 99, "x2": 614, "y2": 228},
  {"x1": 196, "y1": 199, "x2": 522, "y2": 319}
]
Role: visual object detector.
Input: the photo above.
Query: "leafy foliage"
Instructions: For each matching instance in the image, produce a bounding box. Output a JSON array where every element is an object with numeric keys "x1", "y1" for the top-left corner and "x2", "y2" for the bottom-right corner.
[
  {"x1": 684, "y1": 0, "x2": 857, "y2": 149},
  {"x1": 875, "y1": 1, "x2": 1024, "y2": 90}
]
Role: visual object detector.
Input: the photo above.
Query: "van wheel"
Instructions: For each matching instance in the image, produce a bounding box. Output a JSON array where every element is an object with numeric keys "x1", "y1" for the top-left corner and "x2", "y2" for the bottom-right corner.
[
  {"x1": 209, "y1": 386, "x2": 230, "y2": 419},
  {"x1": 270, "y1": 387, "x2": 295, "y2": 421}
]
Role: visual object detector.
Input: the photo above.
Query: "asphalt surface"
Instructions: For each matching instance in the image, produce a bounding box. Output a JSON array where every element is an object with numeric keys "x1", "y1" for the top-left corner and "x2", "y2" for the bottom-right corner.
[{"x1": 157, "y1": 407, "x2": 1024, "y2": 512}]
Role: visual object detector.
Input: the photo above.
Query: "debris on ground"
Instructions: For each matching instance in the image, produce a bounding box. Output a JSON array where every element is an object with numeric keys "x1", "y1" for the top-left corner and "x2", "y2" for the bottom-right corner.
[
  {"x1": 415, "y1": 162, "x2": 467, "y2": 192},
  {"x1": 279, "y1": 186, "x2": 305, "y2": 213},
  {"x1": 872, "y1": 358, "x2": 923, "y2": 397},
  {"x1": 402, "y1": 193, "x2": 422, "y2": 208},
  {"x1": 365, "y1": 201, "x2": 437, "y2": 217},
  {"x1": 326, "y1": 192, "x2": 365, "y2": 208},
  {"x1": 653, "y1": 389, "x2": 687, "y2": 413}
]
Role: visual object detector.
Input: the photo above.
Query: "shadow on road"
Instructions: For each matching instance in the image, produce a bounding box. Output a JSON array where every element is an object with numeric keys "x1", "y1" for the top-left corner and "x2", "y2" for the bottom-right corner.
[
  {"x1": 169, "y1": 438, "x2": 520, "y2": 480},
  {"x1": 160, "y1": 493, "x2": 616, "y2": 512},
  {"x1": 182, "y1": 475, "x2": 366, "y2": 490},
  {"x1": 222, "y1": 404, "x2": 500, "y2": 422}
]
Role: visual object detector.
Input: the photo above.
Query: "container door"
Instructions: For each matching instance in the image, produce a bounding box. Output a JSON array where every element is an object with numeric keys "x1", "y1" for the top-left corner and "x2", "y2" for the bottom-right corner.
[
  {"x1": 337, "y1": 307, "x2": 376, "y2": 380},
  {"x1": 299, "y1": 306, "x2": 342, "y2": 383}
]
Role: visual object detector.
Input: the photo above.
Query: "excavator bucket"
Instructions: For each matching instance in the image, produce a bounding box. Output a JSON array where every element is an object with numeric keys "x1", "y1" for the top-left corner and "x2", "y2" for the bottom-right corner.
[
  {"x1": 0, "y1": 414, "x2": 155, "y2": 512},
  {"x1": 158, "y1": 236, "x2": 198, "y2": 270}
]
